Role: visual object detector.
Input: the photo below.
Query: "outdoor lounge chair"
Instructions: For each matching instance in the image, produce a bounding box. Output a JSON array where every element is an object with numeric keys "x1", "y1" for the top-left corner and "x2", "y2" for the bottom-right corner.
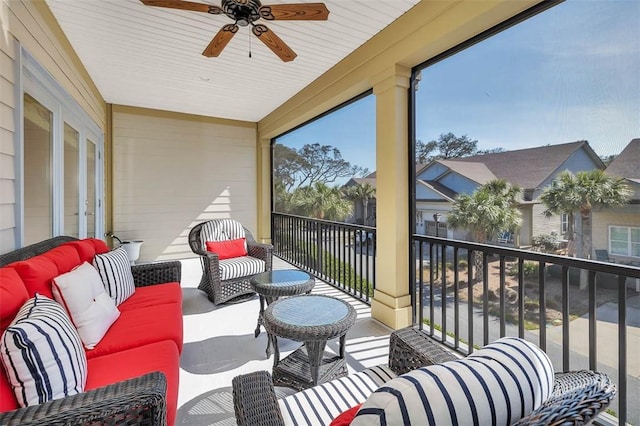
[
  {"x1": 188, "y1": 219, "x2": 273, "y2": 305},
  {"x1": 595, "y1": 249, "x2": 613, "y2": 262}
]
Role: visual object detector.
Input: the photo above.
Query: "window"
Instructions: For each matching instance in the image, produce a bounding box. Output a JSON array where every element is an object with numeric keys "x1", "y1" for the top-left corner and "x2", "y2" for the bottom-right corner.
[
  {"x1": 610, "y1": 226, "x2": 640, "y2": 257},
  {"x1": 561, "y1": 213, "x2": 569, "y2": 235}
]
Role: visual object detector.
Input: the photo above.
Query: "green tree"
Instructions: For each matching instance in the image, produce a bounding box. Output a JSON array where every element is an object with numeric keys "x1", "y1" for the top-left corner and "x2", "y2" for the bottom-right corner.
[
  {"x1": 345, "y1": 183, "x2": 376, "y2": 225},
  {"x1": 448, "y1": 179, "x2": 522, "y2": 281},
  {"x1": 540, "y1": 170, "x2": 631, "y2": 259},
  {"x1": 292, "y1": 182, "x2": 352, "y2": 221}
]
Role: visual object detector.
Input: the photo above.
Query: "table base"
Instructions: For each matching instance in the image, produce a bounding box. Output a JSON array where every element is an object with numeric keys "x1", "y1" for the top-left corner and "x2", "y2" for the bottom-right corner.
[{"x1": 272, "y1": 347, "x2": 348, "y2": 391}]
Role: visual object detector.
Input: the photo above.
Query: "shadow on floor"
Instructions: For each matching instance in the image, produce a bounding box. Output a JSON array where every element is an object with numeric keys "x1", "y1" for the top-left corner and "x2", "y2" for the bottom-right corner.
[
  {"x1": 176, "y1": 386, "x2": 236, "y2": 425},
  {"x1": 181, "y1": 333, "x2": 269, "y2": 374},
  {"x1": 182, "y1": 288, "x2": 218, "y2": 316}
]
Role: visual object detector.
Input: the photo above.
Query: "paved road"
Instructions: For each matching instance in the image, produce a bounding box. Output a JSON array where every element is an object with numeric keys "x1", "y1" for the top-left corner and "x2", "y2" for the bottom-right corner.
[{"x1": 423, "y1": 286, "x2": 640, "y2": 425}]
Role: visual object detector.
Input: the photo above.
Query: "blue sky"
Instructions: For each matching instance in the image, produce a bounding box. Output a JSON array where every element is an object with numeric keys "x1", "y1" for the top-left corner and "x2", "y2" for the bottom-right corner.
[{"x1": 277, "y1": 0, "x2": 639, "y2": 182}]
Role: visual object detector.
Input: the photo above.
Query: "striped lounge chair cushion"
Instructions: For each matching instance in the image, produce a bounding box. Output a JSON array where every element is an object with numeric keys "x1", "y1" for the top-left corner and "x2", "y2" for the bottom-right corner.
[
  {"x1": 279, "y1": 365, "x2": 397, "y2": 426},
  {"x1": 219, "y1": 256, "x2": 265, "y2": 281},
  {"x1": 199, "y1": 219, "x2": 246, "y2": 248},
  {"x1": 352, "y1": 337, "x2": 554, "y2": 426},
  {"x1": 0, "y1": 294, "x2": 87, "y2": 407},
  {"x1": 93, "y1": 247, "x2": 135, "y2": 305}
]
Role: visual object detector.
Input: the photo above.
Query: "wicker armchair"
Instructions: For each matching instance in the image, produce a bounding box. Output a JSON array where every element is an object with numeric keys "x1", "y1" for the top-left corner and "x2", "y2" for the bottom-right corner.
[
  {"x1": 0, "y1": 237, "x2": 181, "y2": 425},
  {"x1": 188, "y1": 219, "x2": 273, "y2": 305},
  {"x1": 233, "y1": 327, "x2": 616, "y2": 426}
]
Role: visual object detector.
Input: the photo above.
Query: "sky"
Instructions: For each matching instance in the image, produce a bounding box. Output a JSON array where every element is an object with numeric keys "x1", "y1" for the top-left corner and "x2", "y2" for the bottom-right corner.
[{"x1": 276, "y1": 0, "x2": 639, "y2": 183}]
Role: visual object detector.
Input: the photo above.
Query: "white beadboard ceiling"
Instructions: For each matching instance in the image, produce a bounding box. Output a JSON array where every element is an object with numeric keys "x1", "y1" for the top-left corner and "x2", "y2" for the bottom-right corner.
[{"x1": 45, "y1": 0, "x2": 421, "y2": 122}]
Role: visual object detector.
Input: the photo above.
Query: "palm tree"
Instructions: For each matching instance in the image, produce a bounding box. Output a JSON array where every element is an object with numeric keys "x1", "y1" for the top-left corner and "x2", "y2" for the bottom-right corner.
[
  {"x1": 448, "y1": 179, "x2": 522, "y2": 281},
  {"x1": 541, "y1": 170, "x2": 631, "y2": 259},
  {"x1": 345, "y1": 183, "x2": 376, "y2": 225},
  {"x1": 292, "y1": 182, "x2": 352, "y2": 221}
]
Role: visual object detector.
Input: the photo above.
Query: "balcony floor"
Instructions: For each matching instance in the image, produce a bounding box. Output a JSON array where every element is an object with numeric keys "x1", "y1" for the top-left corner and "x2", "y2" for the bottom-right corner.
[{"x1": 176, "y1": 256, "x2": 393, "y2": 425}]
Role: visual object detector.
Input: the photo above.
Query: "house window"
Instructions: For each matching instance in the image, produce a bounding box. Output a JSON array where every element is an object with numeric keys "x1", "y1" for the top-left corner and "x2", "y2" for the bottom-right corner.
[
  {"x1": 610, "y1": 226, "x2": 640, "y2": 257},
  {"x1": 561, "y1": 213, "x2": 569, "y2": 235}
]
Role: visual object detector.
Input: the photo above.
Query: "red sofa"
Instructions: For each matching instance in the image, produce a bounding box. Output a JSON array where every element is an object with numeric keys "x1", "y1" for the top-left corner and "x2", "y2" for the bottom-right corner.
[{"x1": 0, "y1": 236, "x2": 183, "y2": 425}]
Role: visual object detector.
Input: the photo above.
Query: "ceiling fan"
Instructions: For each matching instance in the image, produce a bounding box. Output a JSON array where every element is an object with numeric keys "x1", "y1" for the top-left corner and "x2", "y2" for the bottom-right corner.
[{"x1": 140, "y1": 0, "x2": 329, "y2": 62}]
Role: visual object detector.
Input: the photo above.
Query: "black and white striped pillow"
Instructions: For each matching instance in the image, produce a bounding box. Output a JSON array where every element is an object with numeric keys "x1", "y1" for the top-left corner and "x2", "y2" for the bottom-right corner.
[
  {"x1": 93, "y1": 247, "x2": 135, "y2": 305},
  {"x1": 352, "y1": 337, "x2": 554, "y2": 426},
  {"x1": 0, "y1": 294, "x2": 87, "y2": 407}
]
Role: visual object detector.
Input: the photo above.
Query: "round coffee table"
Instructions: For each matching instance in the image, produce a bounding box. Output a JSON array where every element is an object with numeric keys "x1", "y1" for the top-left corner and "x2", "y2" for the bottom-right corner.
[
  {"x1": 250, "y1": 269, "x2": 315, "y2": 356},
  {"x1": 263, "y1": 294, "x2": 357, "y2": 391}
]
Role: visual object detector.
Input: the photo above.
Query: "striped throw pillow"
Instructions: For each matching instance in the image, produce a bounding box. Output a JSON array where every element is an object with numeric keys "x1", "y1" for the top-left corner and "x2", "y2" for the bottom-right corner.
[
  {"x1": 0, "y1": 294, "x2": 87, "y2": 407},
  {"x1": 93, "y1": 247, "x2": 135, "y2": 305},
  {"x1": 352, "y1": 337, "x2": 554, "y2": 426}
]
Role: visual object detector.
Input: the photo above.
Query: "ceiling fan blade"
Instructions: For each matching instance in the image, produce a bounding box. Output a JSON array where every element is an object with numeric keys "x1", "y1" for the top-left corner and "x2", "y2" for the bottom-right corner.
[
  {"x1": 202, "y1": 24, "x2": 238, "y2": 57},
  {"x1": 252, "y1": 24, "x2": 297, "y2": 62},
  {"x1": 259, "y1": 3, "x2": 329, "y2": 21},
  {"x1": 140, "y1": 0, "x2": 223, "y2": 14}
]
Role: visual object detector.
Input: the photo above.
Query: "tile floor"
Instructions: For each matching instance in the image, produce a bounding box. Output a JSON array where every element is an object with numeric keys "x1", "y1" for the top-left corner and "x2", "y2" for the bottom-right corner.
[{"x1": 176, "y1": 257, "x2": 393, "y2": 425}]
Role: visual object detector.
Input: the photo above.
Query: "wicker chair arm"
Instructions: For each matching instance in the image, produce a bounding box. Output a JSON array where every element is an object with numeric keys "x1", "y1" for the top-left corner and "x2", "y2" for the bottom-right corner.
[
  {"x1": 131, "y1": 261, "x2": 182, "y2": 287},
  {"x1": 247, "y1": 242, "x2": 272, "y2": 260},
  {"x1": 232, "y1": 371, "x2": 284, "y2": 426},
  {"x1": 514, "y1": 370, "x2": 616, "y2": 426},
  {"x1": 0, "y1": 372, "x2": 168, "y2": 426}
]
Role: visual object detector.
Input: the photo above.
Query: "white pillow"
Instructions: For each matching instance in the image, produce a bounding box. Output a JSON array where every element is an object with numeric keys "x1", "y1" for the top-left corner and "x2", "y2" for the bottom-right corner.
[
  {"x1": 0, "y1": 294, "x2": 87, "y2": 407},
  {"x1": 52, "y1": 261, "x2": 121, "y2": 349},
  {"x1": 92, "y1": 247, "x2": 135, "y2": 305},
  {"x1": 352, "y1": 337, "x2": 554, "y2": 426}
]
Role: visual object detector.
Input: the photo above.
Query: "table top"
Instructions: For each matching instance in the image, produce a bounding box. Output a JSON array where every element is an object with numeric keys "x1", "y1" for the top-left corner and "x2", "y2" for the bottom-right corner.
[
  {"x1": 250, "y1": 269, "x2": 315, "y2": 296},
  {"x1": 264, "y1": 294, "x2": 357, "y2": 341}
]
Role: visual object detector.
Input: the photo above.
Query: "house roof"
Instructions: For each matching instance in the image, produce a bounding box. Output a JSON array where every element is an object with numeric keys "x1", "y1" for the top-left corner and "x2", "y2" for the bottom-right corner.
[
  {"x1": 436, "y1": 160, "x2": 496, "y2": 185},
  {"x1": 453, "y1": 140, "x2": 601, "y2": 189},
  {"x1": 606, "y1": 138, "x2": 640, "y2": 179},
  {"x1": 417, "y1": 180, "x2": 457, "y2": 201}
]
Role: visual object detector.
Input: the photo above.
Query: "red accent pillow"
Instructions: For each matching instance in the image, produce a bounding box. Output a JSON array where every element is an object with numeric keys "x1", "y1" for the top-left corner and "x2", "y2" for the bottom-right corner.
[
  {"x1": 329, "y1": 404, "x2": 363, "y2": 426},
  {"x1": 205, "y1": 238, "x2": 247, "y2": 260}
]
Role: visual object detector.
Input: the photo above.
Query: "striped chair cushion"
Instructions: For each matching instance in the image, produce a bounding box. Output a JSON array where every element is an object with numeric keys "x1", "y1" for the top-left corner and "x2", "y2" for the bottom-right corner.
[
  {"x1": 93, "y1": 247, "x2": 135, "y2": 305},
  {"x1": 219, "y1": 256, "x2": 265, "y2": 281},
  {"x1": 279, "y1": 365, "x2": 396, "y2": 426},
  {"x1": 199, "y1": 219, "x2": 246, "y2": 249},
  {"x1": 352, "y1": 337, "x2": 554, "y2": 426},
  {"x1": 0, "y1": 294, "x2": 87, "y2": 407}
]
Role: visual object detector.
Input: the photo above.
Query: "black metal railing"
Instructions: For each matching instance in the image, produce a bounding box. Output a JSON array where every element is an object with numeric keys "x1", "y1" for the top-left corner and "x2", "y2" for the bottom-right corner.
[
  {"x1": 272, "y1": 213, "x2": 376, "y2": 303},
  {"x1": 413, "y1": 234, "x2": 640, "y2": 425}
]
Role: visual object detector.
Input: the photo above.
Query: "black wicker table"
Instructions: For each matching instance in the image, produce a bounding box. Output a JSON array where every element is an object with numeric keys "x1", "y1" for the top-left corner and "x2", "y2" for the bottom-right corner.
[
  {"x1": 251, "y1": 269, "x2": 315, "y2": 357},
  {"x1": 263, "y1": 294, "x2": 357, "y2": 391}
]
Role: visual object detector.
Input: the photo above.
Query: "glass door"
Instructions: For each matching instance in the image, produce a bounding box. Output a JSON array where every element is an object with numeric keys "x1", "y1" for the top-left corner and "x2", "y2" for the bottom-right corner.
[
  {"x1": 86, "y1": 138, "x2": 98, "y2": 238},
  {"x1": 63, "y1": 123, "x2": 80, "y2": 238}
]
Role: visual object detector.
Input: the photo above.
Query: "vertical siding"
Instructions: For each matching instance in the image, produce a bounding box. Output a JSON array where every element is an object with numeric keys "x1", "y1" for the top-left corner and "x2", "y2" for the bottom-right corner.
[
  {"x1": 0, "y1": 0, "x2": 105, "y2": 253},
  {"x1": 531, "y1": 203, "x2": 561, "y2": 240},
  {"x1": 112, "y1": 106, "x2": 258, "y2": 262}
]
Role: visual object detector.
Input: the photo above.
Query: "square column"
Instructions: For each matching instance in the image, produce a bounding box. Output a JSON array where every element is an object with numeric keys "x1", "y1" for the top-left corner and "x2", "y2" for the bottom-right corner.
[
  {"x1": 257, "y1": 137, "x2": 272, "y2": 243},
  {"x1": 371, "y1": 65, "x2": 413, "y2": 329}
]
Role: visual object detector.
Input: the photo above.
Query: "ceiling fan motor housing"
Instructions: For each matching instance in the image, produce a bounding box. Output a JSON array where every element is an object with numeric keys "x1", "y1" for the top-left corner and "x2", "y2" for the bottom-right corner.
[{"x1": 222, "y1": 0, "x2": 262, "y2": 26}]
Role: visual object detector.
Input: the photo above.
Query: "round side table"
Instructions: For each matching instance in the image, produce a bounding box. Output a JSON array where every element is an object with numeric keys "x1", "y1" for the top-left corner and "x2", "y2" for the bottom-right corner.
[{"x1": 250, "y1": 269, "x2": 315, "y2": 357}]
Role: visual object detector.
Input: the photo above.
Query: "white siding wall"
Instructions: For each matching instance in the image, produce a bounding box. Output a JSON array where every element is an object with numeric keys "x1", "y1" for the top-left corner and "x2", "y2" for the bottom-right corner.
[
  {"x1": 531, "y1": 203, "x2": 562, "y2": 240},
  {"x1": 592, "y1": 205, "x2": 640, "y2": 262},
  {"x1": 0, "y1": 34, "x2": 16, "y2": 251},
  {"x1": 112, "y1": 106, "x2": 257, "y2": 262}
]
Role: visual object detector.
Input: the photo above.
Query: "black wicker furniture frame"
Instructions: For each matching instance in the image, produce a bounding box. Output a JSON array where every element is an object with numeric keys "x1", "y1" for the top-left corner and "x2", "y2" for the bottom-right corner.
[
  {"x1": 188, "y1": 219, "x2": 273, "y2": 305},
  {"x1": 0, "y1": 237, "x2": 181, "y2": 426},
  {"x1": 233, "y1": 327, "x2": 616, "y2": 426}
]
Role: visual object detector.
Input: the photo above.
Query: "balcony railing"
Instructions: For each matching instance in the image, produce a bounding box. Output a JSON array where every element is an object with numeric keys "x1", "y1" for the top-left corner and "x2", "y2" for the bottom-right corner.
[
  {"x1": 272, "y1": 213, "x2": 376, "y2": 303},
  {"x1": 413, "y1": 234, "x2": 640, "y2": 425}
]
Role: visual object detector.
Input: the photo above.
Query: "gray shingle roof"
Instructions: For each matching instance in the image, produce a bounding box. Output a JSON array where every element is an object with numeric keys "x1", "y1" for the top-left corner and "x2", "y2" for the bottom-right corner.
[
  {"x1": 606, "y1": 139, "x2": 640, "y2": 179},
  {"x1": 453, "y1": 141, "x2": 599, "y2": 189},
  {"x1": 436, "y1": 160, "x2": 496, "y2": 185}
]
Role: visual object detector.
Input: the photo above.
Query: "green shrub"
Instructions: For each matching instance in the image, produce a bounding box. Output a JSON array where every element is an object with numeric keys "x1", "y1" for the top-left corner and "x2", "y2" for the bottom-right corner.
[
  {"x1": 507, "y1": 261, "x2": 539, "y2": 279},
  {"x1": 532, "y1": 233, "x2": 560, "y2": 252}
]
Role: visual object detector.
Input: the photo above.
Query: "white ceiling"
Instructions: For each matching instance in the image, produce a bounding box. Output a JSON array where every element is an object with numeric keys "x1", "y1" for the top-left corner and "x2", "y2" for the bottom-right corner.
[{"x1": 46, "y1": 0, "x2": 421, "y2": 122}]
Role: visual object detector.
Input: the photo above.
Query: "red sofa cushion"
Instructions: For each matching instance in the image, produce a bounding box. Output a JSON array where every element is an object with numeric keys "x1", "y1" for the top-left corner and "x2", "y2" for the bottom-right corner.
[
  {"x1": 41, "y1": 245, "x2": 82, "y2": 274},
  {"x1": 85, "y1": 301, "x2": 183, "y2": 359},
  {"x1": 206, "y1": 238, "x2": 247, "y2": 259},
  {"x1": 86, "y1": 340, "x2": 179, "y2": 426},
  {"x1": 118, "y1": 282, "x2": 182, "y2": 311},
  {"x1": 0, "y1": 268, "x2": 29, "y2": 330},
  {"x1": 62, "y1": 240, "x2": 97, "y2": 263},
  {"x1": 8, "y1": 255, "x2": 59, "y2": 299},
  {"x1": 0, "y1": 370, "x2": 18, "y2": 412},
  {"x1": 88, "y1": 238, "x2": 110, "y2": 255}
]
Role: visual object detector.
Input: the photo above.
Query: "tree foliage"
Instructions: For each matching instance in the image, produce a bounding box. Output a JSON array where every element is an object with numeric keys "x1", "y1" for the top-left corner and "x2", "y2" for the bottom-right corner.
[
  {"x1": 540, "y1": 170, "x2": 631, "y2": 258},
  {"x1": 274, "y1": 143, "x2": 367, "y2": 192},
  {"x1": 416, "y1": 132, "x2": 503, "y2": 162},
  {"x1": 344, "y1": 183, "x2": 376, "y2": 225},
  {"x1": 291, "y1": 182, "x2": 352, "y2": 221}
]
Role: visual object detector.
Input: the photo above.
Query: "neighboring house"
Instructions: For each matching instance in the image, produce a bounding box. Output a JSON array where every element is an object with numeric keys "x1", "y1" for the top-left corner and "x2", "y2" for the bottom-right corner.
[
  {"x1": 592, "y1": 139, "x2": 640, "y2": 263},
  {"x1": 414, "y1": 141, "x2": 605, "y2": 246},
  {"x1": 342, "y1": 174, "x2": 377, "y2": 225}
]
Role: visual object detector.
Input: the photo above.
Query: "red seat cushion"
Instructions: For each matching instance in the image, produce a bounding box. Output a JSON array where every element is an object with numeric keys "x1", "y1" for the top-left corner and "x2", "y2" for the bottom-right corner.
[
  {"x1": 86, "y1": 340, "x2": 179, "y2": 426},
  {"x1": 0, "y1": 268, "x2": 29, "y2": 330},
  {"x1": 87, "y1": 238, "x2": 110, "y2": 255},
  {"x1": 8, "y1": 255, "x2": 59, "y2": 299},
  {"x1": 41, "y1": 245, "x2": 82, "y2": 274},
  {"x1": 206, "y1": 238, "x2": 247, "y2": 260},
  {"x1": 118, "y1": 282, "x2": 182, "y2": 312},
  {"x1": 0, "y1": 370, "x2": 19, "y2": 412},
  {"x1": 62, "y1": 240, "x2": 98, "y2": 263},
  {"x1": 85, "y1": 301, "x2": 183, "y2": 359}
]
